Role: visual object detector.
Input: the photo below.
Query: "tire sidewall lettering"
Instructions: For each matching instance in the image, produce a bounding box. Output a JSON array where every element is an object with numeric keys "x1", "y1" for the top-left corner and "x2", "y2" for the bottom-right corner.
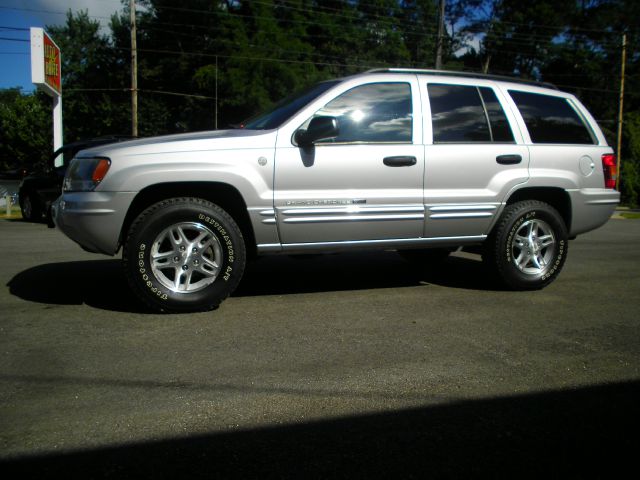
[
  {"x1": 541, "y1": 239, "x2": 565, "y2": 281},
  {"x1": 137, "y1": 242, "x2": 168, "y2": 301},
  {"x1": 505, "y1": 213, "x2": 530, "y2": 263},
  {"x1": 493, "y1": 202, "x2": 568, "y2": 289},
  {"x1": 129, "y1": 205, "x2": 244, "y2": 307},
  {"x1": 199, "y1": 213, "x2": 235, "y2": 265}
]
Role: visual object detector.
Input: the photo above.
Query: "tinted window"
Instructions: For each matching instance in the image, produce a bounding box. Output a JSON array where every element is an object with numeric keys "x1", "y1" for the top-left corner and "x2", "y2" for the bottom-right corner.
[
  {"x1": 479, "y1": 87, "x2": 514, "y2": 142},
  {"x1": 509, "y1": 90, "x2": 594, "y2": 144},
  {"x1": 309, "y1": 83, "x2": 412, "y2": 143},
  {"x1": 428, "y1": 84, "x2": 490, "y2": 142},
  {"x1": 244, "y1": 80, "x2": 340, "y2": 130}
]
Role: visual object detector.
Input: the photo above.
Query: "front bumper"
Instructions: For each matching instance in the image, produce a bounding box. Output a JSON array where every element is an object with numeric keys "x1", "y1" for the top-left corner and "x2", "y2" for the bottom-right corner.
[{"x1": 52, "y1": 191, "x2": 136, "y2": 255}]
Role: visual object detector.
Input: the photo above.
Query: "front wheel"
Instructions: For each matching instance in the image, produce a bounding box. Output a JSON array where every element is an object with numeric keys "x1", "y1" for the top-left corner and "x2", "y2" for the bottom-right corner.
[
  {"x1": 123, "y1": 198, "x2": 246, "y2": 313},
  {"x1": 483, "y1": 200, "x2": 568, "y2": 290}
]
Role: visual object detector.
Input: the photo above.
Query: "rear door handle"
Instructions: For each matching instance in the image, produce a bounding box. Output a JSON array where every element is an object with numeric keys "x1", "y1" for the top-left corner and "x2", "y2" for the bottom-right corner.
[
  {"x1": 383, "y1": 156, "x2": 417, "y2": 167},
  {"x1": 496, "y1": 154, "x2": 522, "y2": 165}
]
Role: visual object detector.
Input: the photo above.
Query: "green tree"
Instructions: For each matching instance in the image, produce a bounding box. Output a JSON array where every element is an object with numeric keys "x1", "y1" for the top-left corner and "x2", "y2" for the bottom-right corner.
[
  {"x1": 0, "y1": 89, "x2": 52, "y2": 171},
  {"x1": 621, "y1": 111, "x2": 640, "y2": 207},
  {"x1": 47, "y1": 10, "x2": 131, "y2": 142},
  {"x1": 452, "y1": 0, "x2": 576, "y2": 77},
  {"x1": 400, "y1": 0, "x2": 439, "y2": 68}
]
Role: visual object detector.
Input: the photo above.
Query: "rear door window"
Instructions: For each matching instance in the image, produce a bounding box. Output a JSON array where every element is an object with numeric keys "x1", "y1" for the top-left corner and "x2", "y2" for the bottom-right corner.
[
  {"x1": 479, "y1": 87, "x2": 514, "y2": 143},
  {"x1": 428, "y1": 84, "x2": 514, "y2": 143},
  {"x1": 508, "y1": 90, "x2": 595, "y2": 144}
]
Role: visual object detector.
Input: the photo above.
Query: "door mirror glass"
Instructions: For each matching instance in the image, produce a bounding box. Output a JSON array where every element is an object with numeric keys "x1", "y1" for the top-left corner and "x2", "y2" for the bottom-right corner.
[{"x1": 294, "y1": 116, "x2": 339, "y2": 146}]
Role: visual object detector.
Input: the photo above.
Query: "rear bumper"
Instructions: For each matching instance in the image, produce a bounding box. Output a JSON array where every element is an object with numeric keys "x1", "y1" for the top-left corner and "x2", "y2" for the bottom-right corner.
[
  {"x1": 52, "y1": 191, "x2": 136, "y2": 255},
  {"x1": 567, "y1": 188, "x2": 620, "y2": 237}
]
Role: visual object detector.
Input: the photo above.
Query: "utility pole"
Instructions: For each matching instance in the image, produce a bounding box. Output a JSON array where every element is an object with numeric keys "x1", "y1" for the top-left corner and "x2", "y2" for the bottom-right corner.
[
  {"x1": 215, "y1": 55, "x2": 218, "y2": 129},
  {"x1": 130, "y1": 0, "x2": 138, "y2": 137},
  {"x1": 616, "y1": 33, "x2": 626, "y2": 191},
  {"x1": 435, "y1": 0, "x2": 446, "y2": 70}
]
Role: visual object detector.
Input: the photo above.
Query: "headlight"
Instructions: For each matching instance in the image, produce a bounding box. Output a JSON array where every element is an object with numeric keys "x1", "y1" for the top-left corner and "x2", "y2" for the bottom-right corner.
[{"x1": 63, "y1": 157, "x2": 111, "y2": 192}]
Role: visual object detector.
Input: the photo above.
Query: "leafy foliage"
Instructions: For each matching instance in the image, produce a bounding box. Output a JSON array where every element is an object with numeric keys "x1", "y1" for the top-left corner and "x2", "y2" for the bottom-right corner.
[
  {"x1": 0, "y1": 89, "x2": 52, "y2": 171},
  {"x1": 47, "y1": 10, "x2": 131, "y2": 141}
]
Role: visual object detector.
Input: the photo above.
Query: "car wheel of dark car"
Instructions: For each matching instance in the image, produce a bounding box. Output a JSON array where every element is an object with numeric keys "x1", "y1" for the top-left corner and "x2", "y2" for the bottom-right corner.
[{"x1": 20, "y1": 193, "x2": 41, "y2": 222}]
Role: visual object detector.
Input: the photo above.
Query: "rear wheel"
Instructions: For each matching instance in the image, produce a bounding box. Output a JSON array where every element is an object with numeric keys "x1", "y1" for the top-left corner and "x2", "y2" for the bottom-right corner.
[
  {"x1": 123, "y1": 197, "x2": 246, "y2": 313},
  {"x1": 484, "y1": 200, "x2": 568, "y2": 290}
]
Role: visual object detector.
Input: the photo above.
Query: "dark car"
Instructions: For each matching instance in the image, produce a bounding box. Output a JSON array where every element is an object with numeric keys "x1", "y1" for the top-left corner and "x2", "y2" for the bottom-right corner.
[{"x1": 19, "y1": 136, "x2": 132, "y2": 222}]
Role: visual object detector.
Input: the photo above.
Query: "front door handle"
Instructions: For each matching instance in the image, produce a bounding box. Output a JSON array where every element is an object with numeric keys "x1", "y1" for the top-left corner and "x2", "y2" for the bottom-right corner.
[
  {"x1": 383, "y1": 156, "x2": 417, "y2": 167},
  {"x1": 496, "y1": 154, "x2": 522, "y2": 165}
]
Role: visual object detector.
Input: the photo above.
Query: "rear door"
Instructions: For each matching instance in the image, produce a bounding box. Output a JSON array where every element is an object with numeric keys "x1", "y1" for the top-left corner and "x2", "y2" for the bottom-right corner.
[{"x1": 422, "y1": 81, "x2": 529, "y2": 238}]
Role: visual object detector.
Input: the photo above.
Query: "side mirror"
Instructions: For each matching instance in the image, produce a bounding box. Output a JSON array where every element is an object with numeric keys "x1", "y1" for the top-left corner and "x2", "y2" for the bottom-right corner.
[{"x1": 294, "y1": 116, "x2": 339, "y2": 147}]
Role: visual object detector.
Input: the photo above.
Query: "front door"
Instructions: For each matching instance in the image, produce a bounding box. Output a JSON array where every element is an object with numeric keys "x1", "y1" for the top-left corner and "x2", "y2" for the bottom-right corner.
[{"x1": 274, "y1": 81, "x2": 424, "y2": 245}]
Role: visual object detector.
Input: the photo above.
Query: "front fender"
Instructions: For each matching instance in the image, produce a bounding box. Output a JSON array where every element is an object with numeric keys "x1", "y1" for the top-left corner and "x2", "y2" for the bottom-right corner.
[{"x1": 100, "y1": 149, "x2": 275, "y2": 208}]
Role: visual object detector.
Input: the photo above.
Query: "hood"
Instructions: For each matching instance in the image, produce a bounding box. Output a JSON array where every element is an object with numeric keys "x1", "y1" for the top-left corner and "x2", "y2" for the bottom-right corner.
[{"x1": 76, "y1": 129, "x2": 276, "y2": 159}]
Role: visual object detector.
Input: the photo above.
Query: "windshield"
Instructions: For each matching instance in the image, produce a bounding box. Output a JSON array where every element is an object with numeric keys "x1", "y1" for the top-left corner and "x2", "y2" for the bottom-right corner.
[{"x1": 243, "y1": 80, "x2": 340, "y2": 130}]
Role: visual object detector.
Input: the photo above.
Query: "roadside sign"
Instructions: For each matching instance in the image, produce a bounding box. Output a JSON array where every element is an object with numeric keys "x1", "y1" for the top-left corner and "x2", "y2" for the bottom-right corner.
[
  {"x1": 31, "y1": 27, "x2": 62, "y2": 96},
  {"x1": 30, "y1": 27, "x2": 63, "y2": 150}
]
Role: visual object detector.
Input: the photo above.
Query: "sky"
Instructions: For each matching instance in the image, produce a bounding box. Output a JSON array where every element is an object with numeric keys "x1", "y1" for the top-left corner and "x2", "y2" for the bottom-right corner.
[{"x1": 0, "y1": 0, "x2": 123, "y2": 92}]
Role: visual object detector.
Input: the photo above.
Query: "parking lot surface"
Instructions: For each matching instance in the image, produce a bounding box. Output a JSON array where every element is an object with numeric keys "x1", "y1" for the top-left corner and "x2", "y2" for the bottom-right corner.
[{"x1": 1, "y1": 218, "x2": 639, "y2": 478}]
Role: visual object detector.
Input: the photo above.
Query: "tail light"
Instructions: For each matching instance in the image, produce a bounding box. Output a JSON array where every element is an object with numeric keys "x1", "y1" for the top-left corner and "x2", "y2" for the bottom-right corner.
[{"x1": 601, "y1": 153, "x2": 617, "y2": 189}]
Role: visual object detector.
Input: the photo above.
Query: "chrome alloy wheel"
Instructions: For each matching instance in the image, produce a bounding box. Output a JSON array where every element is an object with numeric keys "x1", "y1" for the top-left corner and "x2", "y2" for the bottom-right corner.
[
  {"x1": 150, "y1": 222, "x2": 223, "y2": 293},
  {"x1": 511, "y1": 219, "x2": 556, "y2": 275}
]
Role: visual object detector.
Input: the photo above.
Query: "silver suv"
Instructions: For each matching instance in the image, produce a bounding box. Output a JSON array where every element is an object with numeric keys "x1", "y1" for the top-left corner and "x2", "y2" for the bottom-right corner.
[{"x1": 53, "y1": 69, "x2": 620, "y2": 312}]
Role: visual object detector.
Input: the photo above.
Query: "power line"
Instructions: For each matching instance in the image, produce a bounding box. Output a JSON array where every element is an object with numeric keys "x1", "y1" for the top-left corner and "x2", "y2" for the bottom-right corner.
[
  {"x1": 554, "y1": 84, "x2": 619, "y2": 94},
  {"x1": 136, "y1": 12, "x2": 627, "y2": 57},
  {"x1": 137, "y1": 26, "x2": 395, "y2": 64},
  {"x1": 0, "y1": 4, "x2": 628, "y2": 51},
  {"x1": 112, "y1": 44, "x2": 619, "y2": 95},
  {"x1": 251, "y1": 0, "x2": 442, "y2": 33},
  {"x1": 0, "y1": 2, "x2": 443, "y2": 50},
  {"x1": 491, "y1": 18, "x2": 621, "y2": 35},
  {"x1": 65, "y1": 87, "x2": 215, "y2": 100},
  {"x1": 113, "y1": 45, "x2": 390, "y2": 70},
  {"x1": 0, "y1": 5, "x2": 112, "y2": 20},
  {"x1": 0, "y1": 26, "x2": 30, "y2": 31},
  {"x1": 142, "y1": 3, "x2": 443, "y2": 39},
  {"x1": 134, "y1": 8, "x2": 625, "y2": 51},
  {"x1": 0, "y1": 37, "x2": 29, "y2": 42}
]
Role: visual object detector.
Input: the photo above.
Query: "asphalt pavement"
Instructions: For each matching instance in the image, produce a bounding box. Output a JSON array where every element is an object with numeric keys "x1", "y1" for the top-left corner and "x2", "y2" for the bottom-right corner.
[{"x1": 0, "y1": 217, "x2": 639, "y2": 478}]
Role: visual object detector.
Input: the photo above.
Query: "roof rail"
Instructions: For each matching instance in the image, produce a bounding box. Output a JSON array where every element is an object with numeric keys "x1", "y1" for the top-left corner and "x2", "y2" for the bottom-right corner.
[{"x1": 366, "y1": 68, "x2": 558, "y2": 90}]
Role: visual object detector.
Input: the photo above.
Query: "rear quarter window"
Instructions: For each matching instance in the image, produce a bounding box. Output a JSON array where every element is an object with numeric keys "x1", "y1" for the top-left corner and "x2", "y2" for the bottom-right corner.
[{"x1": 508, "y1": 90, "x2": 595, "y2": 145}]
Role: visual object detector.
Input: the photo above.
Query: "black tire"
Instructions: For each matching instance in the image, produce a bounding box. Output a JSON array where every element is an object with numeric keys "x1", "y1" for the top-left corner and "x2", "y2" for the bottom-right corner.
[
  {"x1": 483, "y1": 200, "x2": 568, "y2": 290},
  {"x1": 122, "y1": 197, "x2": 246, "y2": 313},
  {"x1": 399, "y1": 248, "x2": 452, "y2": 265},
  {"x1": 20, "y1": 193, "x2": 41, "y2": 222}
]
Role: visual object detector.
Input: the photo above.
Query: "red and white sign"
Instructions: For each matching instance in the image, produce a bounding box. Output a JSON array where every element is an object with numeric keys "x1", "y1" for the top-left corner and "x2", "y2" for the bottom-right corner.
[
  {"x1": 31, "y1": 27, "x2": 63, "y2": 150},
  {"x1": 31, "y1": 27, "x2": 62, "y2": 96}
]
